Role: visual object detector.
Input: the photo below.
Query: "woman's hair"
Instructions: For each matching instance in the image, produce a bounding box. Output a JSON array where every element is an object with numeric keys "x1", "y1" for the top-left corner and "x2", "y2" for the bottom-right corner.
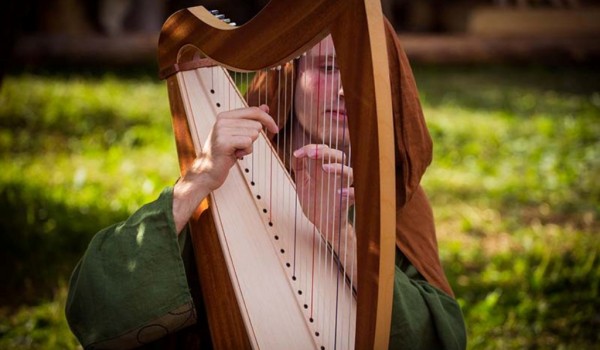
[{"x1": 245, "y1": 59, "x2": 299, "y2": 168}]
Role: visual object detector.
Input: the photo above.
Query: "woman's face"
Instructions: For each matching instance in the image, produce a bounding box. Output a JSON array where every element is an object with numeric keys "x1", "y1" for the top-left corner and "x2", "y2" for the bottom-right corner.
[{"x1": 294, "y1": 36, "x2": 348, "y2": 149}]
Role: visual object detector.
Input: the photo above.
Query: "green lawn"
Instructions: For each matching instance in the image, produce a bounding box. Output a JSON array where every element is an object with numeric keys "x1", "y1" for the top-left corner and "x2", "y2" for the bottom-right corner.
[{"x1": 0, "y1": 65, "x2": 598, "y2": 349}]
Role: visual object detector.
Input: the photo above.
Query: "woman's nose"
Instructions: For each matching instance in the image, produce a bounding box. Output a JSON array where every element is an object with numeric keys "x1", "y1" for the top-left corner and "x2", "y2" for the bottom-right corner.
[{"x1": 338, "y1": 84, "x2": 344, "y2": 97}]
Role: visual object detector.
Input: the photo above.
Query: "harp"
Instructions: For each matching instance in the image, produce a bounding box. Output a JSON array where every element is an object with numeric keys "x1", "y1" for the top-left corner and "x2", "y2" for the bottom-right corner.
[{"x1": 158, "y1": 0, "x2": 396, "y2": 348}]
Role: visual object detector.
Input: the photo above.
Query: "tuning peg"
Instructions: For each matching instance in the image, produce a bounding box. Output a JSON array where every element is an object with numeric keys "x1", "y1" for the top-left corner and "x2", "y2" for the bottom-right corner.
[{"x1": 209, "y1": 9, "x2": 237, "y2": 27}]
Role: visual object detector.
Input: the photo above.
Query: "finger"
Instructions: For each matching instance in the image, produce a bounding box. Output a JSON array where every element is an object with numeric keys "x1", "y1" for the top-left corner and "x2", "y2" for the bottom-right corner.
[
  {"x1": 215, "y1": 135, "x2": 254, "y2": 156},
  {"x1": 221, "y1": 127, "x2": 261, "y2": 140},
  {"x1": 234, "y1": 147, "x2": 253, "y2": 158},
  {"x1": 292, "y1": 156, "x2": 324, "y2": 177},
  {"x1": 217, "y1": 118, "x2": 264, "y2": 132},
  {"x1": 293, "y1": 144, "x2": 327, "y2": 159},
  {"x1": 321, "y1": 163, "x2": 354, "y2": 183},
  {"x1": 292, "y1": 145, "x2": 320, "y2": 172},
  {"x1": 219, "y1": 106, "x2": 278, "y2": 134},
  {"x1": 294, "y1": 144, "x2": 347, "y2": 164},
  {"x1": 292, "y1": 153, "x2": 309, "y2": 173},
  {"x1": 258, "y1": 104, "x2": 269, "y2": 113},
  {"x1": 319, "y1": 148, "x2": 347, "y2": 164},
  {"x1": 337, "y1": 187, "x2": 355, "y2": 204}
]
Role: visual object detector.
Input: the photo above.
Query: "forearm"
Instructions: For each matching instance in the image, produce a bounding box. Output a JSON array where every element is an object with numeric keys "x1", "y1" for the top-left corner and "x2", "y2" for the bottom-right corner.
[{"x1": 172, "y1": 162, "x2": 214, "y2": 234}]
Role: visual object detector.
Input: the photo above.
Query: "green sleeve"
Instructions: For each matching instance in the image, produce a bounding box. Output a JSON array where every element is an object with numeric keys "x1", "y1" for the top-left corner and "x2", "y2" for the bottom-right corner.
[
  {"x1": 389, "y1": 252, "x2": 467, "y2": 350},
  {"x1": 65, "y1": 187, "x2": 196, "y2": 349}
]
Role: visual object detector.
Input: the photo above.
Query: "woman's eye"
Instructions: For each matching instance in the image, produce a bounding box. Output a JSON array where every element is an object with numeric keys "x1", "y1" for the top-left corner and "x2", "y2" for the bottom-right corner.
[{"x1": 322, "y1": 65, "x2": 339, "y2": 72}]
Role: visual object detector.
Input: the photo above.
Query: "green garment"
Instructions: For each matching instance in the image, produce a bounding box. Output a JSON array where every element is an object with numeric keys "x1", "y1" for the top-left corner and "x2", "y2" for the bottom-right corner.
[
  {"x1": 66, "y1": 187, "x2": 466, "y2": 349},
  {"x1": 390, "y1": 254, "x2": 466, "y2": 349}
]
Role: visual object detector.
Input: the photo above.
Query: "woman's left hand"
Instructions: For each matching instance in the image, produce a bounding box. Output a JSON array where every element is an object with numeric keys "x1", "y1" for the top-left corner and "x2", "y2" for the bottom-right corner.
[{"x1": 292, "y1": 144, "x2": 355, "y2": 240}]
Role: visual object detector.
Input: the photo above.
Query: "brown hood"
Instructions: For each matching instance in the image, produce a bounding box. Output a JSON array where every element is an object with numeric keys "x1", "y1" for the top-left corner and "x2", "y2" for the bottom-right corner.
[{"x1": 245, "y1": 20, "x2": 454, "y2": 297}]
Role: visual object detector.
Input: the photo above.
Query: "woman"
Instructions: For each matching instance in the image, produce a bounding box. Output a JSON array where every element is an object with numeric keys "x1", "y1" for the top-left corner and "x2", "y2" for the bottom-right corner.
[
  {"x1": 246, "y1": 33, "x2": 466, "y2": 349},
  {"x1": 66, "y1": 27, "x2": 466, "y2": 349}
]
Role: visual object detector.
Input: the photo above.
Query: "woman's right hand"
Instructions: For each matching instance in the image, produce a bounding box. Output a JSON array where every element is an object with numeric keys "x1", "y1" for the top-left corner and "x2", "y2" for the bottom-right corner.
[
  {"x1": 190, "y1": 105, "x2": 278, "y2": 191},
  {"x1": 172, "y1": 105, "x2": 278, "y2": 233}
]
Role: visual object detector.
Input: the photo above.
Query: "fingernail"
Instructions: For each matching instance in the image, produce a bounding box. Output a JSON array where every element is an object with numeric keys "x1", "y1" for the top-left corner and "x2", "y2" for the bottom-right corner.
[
  {"x1": 337, "y1": 188, "x2": 350, "y2": 196},
  {"x1": 293, "y1": 149, "x2": 304, "y2": 157}
]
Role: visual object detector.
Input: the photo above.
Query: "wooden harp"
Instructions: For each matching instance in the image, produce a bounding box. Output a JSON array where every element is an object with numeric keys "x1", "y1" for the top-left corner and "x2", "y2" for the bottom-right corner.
[{"x1": 158, "y1": 0, "x2": 396, "y2": 348}]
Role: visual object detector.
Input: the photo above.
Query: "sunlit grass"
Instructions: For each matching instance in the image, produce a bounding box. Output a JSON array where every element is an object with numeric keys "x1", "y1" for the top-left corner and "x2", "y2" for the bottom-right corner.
[
  {"x1": 0, "y1": 65, "x2": 598, "y2": 349},
  {"x1": 416, "y1": 65, "x2": 599, "y2": 349},
  {"x1": 0, "y1": 74, "x2": 178, "y2": 211}
]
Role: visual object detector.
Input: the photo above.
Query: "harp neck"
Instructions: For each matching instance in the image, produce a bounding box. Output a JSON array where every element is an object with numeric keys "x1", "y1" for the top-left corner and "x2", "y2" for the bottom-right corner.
[{"x1": 158, "y1": 0, "x2": 350, "y2": 76}]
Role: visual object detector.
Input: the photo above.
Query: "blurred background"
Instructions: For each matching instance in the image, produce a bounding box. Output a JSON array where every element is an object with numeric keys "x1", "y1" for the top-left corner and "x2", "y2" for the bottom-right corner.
[{"x1": 0, "y1": 0, "x2": 598, "y2": 349}]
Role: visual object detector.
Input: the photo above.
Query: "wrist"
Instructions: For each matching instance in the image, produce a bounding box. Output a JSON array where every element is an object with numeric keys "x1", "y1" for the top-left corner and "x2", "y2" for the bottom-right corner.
[
  {"x1": 186, "y1": 155, "x2": 224, "y2": 192},
  {"x1": 172, "y1": 165, "x2": 213, "y2": 234}
]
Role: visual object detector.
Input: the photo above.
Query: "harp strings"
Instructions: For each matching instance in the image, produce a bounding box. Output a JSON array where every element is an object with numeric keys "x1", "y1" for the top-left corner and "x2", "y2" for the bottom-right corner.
[
  {"x1": 287, "y1": 40, "x2": 356, "y2": 348},
  {"x1": 185, "y1": 43, "x2": 356, "y2": 347},
  {"x1": 310, "y1": 42, "x2": 320, "y2": 323}
]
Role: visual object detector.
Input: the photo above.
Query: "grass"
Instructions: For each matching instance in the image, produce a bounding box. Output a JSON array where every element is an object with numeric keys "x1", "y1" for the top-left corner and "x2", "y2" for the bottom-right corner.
[
  {"x1": 417, "y1": 64, "x2": 599, "y2": 349},
  {"x1": 0, "y1": 64, "x2": 598, "y2": 349}
]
